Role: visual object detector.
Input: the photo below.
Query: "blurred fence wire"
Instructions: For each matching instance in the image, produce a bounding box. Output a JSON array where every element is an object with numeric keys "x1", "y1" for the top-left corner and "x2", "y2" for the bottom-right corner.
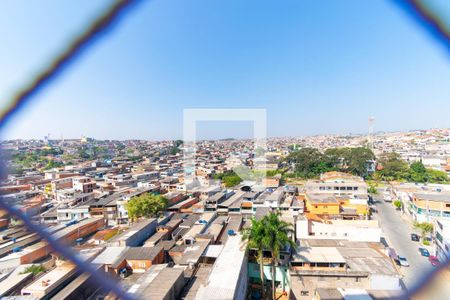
[
  {"x1": 0, "y1": 0, "x2": 141, "y2": 298},
  {"x1": 0, "y1": 0, "x2": 449, "y2": 299},
  {"x1": 0, "y1": 0, "x2": 141, "y2": 130}
]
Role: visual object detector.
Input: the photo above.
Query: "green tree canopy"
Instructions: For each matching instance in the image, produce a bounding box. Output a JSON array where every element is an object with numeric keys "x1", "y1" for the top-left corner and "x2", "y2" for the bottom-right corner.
[
  {"x1": 375, "y1": 152, "x2": 409, "y2": 181},
  {"x1": 285, "y1": 147, "x2": 375, "y2": 178},
  {"x1": 214, "y1": 170, "x2": 243, "y2": 187},
  {"x1": 125, "y1": 193, "x2": 168, "y2": 222},
  {"x1": 285, "y1": 147, "x2": 333, "y2": 178},
  {"x1": 375, "y1": 155, "x2": 448, "y2": 183},
  {"x1": 414, "y1": 222, "x2": 433, "y2": 239},
  {"x1": 408, "y1": 161, "x2": 428, "y2": 182}
]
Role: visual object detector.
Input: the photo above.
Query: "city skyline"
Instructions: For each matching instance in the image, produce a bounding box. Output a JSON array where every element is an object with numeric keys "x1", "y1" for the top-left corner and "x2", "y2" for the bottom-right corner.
[{"x1": 2, "y1": 126, "x2": 449, "y2": 142}]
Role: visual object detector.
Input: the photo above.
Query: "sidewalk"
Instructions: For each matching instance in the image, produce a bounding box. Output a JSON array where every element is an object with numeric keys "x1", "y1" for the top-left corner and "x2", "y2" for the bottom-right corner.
[{"x1": 393, "y1": 204, "x2": 435, "y2": 254}]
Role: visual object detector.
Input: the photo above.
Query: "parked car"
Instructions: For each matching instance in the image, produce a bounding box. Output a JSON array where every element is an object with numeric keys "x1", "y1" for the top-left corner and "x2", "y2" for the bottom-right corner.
[
  {"x1": 384, "y1": 195, "x2": 392, "y2": 202},
  {"x1": 396, "y1": 256, "x2": 410, "y2": 267},
  {"x1": 418, "y1": 248, "x2": 430, "y2": 257},
  {"x1": 429, "y1": 256, "x2": 440, "y2": 267},
  {"x1": 411, "y1": 233, "x2": 420, "y2": 242},
  {"x1": 119, "y1": 267, "x2": 132, "y2": 279}
]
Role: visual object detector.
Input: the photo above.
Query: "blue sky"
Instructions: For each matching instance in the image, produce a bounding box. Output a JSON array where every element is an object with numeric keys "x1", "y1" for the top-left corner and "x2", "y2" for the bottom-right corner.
[{"x1": 1, "y1": 0, "x2": 450, "y2": 140}]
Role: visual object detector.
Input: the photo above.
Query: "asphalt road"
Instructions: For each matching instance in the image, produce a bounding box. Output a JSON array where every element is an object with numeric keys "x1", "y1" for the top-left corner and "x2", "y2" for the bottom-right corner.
[{"x1": 372, "y1": 193, "x2": 433, "y2": 290}]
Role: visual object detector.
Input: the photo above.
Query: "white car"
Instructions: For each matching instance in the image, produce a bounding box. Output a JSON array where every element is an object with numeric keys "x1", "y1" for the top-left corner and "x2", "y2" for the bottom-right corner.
[{"x1": 397, "y1": 256, "x2": 409, "y2": 267}]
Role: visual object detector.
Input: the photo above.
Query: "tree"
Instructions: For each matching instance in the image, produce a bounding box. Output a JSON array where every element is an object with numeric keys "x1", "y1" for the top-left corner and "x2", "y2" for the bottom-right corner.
[
  {"x1": 170, "y1": 140, "x2": 184, "y2": 155},
  {"x1": 43, "y1": 160, "x2": 64, "y2": 170},
  {"x1": 376, "y1": 152, "x2": 409, "y2": 181},
  {"x1": 242, "y1": 218, "x2": 268, "y2": 299},
  {"x1": 393, "y1": 200, "x2": 402, "y2": 210},
  {"x1": 408, "y1": 161, "x2": 428, "y2": 183},
  {"x1": 286, "y1": 148, "x2": 333, "y2": 178},
  {"x1": 368, "y1": 182, "x2": 378, "y2": 194},
  {"x1": 125, "y1": 194, "x2": 168, "y2": 222},
  {"x1": 345, "y1": 147, "x2": 375, "y2": 177},
  {"x1": 20, "y1": 264, "x2": 45, "y2": 275},
  {"x1": 427, "y1": 169, "x2": 448, "y2": 183},
  {"x1": 214, "y1": 171, "x2": 243, "y2": 187},
  {"x1": 414, "y1": 222, "x2": 433, "y2": 241},
  {"x1": 263, "y1": 212, "x2": 295, "y2": 300}
]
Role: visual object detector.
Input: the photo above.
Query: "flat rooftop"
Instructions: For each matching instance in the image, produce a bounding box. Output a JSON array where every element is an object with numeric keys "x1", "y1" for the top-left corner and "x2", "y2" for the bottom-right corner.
[
  {"x1": 22, "y1": 262, "x2": 76, "y2": 296},
  {"x1": 195, "y1": 235, "x2": 246, "y2": 299},
  {"x1": 140, "y1": 267, "x2": 184, "y2": 299},
  {"x1": 292, "y1": 247, "x2": 346, "y2": 264},
  {"x1": 181, "y1": 264, "x2": 213, "y2": 300},
  {"x1": 414, "y1": 192, "x2": 450, "y2": 203},
  {"x1": 306, "y1": 193, "x2": 339, "y2": 204}
]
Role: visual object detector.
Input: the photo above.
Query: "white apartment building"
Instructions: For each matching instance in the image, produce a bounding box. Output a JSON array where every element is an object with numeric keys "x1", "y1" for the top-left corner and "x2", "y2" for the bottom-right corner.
[
  {"x1": 435, "y1": 219, "x2": 450, "y2": 262},
  {"x1": 296, "y1": 218, "x2": 381, "y2": 242}
]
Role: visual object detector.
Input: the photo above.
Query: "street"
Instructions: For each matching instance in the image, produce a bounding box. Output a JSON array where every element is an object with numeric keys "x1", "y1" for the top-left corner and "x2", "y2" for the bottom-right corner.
[{"x1": 372, "y1": 193, "x2": 433, "y2": 290}]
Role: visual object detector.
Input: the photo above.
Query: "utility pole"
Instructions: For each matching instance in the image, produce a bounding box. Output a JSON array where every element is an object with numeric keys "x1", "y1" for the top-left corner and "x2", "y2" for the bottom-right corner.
[{"x1": 368, "y1": 116, "x2": 375, "y2": 149}]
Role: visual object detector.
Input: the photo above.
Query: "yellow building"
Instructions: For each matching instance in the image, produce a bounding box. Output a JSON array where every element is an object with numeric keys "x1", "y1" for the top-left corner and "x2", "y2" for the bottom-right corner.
[
  {"x1": 305, "y1": 194, "x2": 341, "y2": 216},
  {"x1": 305, "y1": 193, "x2": 368, "y2": 220}
]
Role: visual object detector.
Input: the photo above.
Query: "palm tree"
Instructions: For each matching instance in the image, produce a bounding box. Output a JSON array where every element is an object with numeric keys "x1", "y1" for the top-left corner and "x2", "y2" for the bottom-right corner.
[
  {"x1": 263, "y1": 212, "x2": 296, "y2": 300},
  {"x1": 242, "y1": 217, "x2": 267, "y2": 299}
]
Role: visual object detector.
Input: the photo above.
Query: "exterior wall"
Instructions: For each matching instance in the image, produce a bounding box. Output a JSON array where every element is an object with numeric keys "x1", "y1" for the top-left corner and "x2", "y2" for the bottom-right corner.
[
  {"x1": 57, "y1": 208, "x2": 90, "y2": 223},
  {"x1": 57, "y1": 218, "x2": 105, "y2": 245},
  {"x1": 411, "y1": 197, "x2": 450, "y2": 222},
  {"x1": 339, "y1": 199, "x2": 368, "y2": 215},
  {"x1": 306, "y1": 182, "x2": 368, "y2": 196},
  {"x1": 291, "y1": 274, "x2": 370, "y2": 298},
  {"x1": 0, "y1": 218, "x2": 9, "y2": 229},
  {"x1": 248, "y1": 263, "x2": 290, "y2": 291},
  {"x1": 435, "y1": 220, "x2": 450, "y2": 261},
  {"x1": 116, "y1": 200, "x2": 129, "y2": 224},
  {"x1": 233, "y1": 255, "x2": 248, "y2": 300},
  {"x1": 20, "y1": 242, "x2": 52, "y2": 264},
  {"x1": 413, "y1": 198, "x2": 450, "y2": 212},
  {"x1": 370, "y1": 274, "x2": 401, "y2": 290},
  {"x1": 126, "y1": 250, "x2": 164, "y2": 273},
  {"x1": 20, "y1": 202, "x2": 42, "y2": 217},
  {"x1": 0, "y1": 185, "x2": 32, "y2": 195},
  {"x1": 127, "y1": 259, "x2": 152, "y2": 273},
  {"x1": 51, "y1": 178, "x2": 73, "y2": 192},
  {"x1": 306, "y1": 201, "x2": 340, "y2": 215},
  {"x1": 110, "y1": 219, "x2": 158, "y2": 247}
]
